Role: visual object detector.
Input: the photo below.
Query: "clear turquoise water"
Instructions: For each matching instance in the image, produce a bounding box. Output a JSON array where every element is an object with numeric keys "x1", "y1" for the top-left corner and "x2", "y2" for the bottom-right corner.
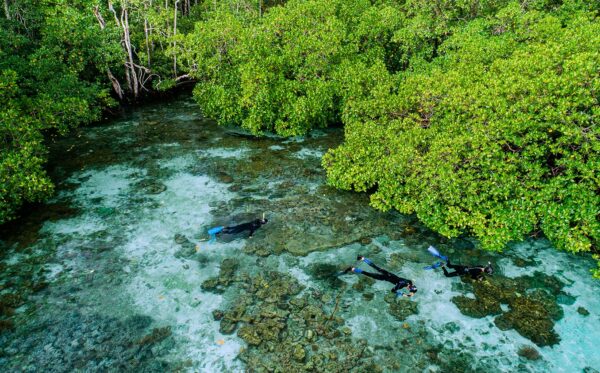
[{"x1": 0, "y1": 96, "x2": 598, "y2": 372}]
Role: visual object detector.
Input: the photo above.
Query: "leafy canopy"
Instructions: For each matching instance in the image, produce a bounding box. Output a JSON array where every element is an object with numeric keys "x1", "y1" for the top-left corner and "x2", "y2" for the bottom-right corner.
[{"x1": 324, "y1": 1, "x2": 599, "y2": 275}]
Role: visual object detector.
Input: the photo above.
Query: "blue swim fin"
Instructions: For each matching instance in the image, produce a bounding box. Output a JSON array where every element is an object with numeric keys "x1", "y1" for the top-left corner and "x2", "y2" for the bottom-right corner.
[
  {"x1": 423, "y1": 261, "x2": 444, "y2": 270},
  {"x1": 208, "y1": 226, "x2": 224, "y2": 243},
  {"x1": 427, "y1": 246, "x2": 448, "y2": 262}
]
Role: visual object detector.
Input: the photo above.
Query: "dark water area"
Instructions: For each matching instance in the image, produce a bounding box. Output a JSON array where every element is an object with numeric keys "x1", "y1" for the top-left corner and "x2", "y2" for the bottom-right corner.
[{"x1": 0, "y1": 95, "x2": 598, "y2": 372}]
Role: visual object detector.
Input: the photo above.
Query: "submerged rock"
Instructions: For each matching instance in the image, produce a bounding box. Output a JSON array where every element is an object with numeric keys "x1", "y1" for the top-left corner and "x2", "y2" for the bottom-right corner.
[
  {"x1": 173, "y1": 234, "x2": 196, "y2": 259},
  {"x1": 212, "y1": 310, "x2": 224, "y2": 321},
  {"x1": 494, "y1": 297, "x2": 560, "y2": 346},
  {"x1": 219, "y1": 318, "x2": 238, "y2": 335},
  {"x1": 362, "y1": 292, "x2": 374, "y2": 301},
  {"x1": 221, "y1": 189, "x2": 405, "y2": 256},
  {"x1": 201, "y1": 258, "x2": 240, "y2": 293},
  {"x1": 0, "y1": 293, "x2": 24, "y2": 314},
  {"x1": 517, "y1": 345, "x2": 541, "y2": 361},
  {"x1": 451, "y1": 272, "x2": 565, "y2": 347},
  {"x1": 577, "y1": 307, "x2": 590, "y2": 316},
  {"x1": 214, "y1": 270, "x2": 381, "y2": 371},
  {"x1": 512, "y1": 257, "x2": 535, "y2": 268},
  {"x1": 134, "y1": 179, "x2": 167, "y2": 194},
  {"x1": 238, "y1": 325, "x2": 262, "y2": 346},
  {"x1": 386, "y1": 297, "x2": 419, "y2": 322},
  {"x1": 0, "y1": 319, "x2": 15, "y2": 333},
  {"x1": 216, "y1": 172, "x2": 234, "y2": 184},
  {"x1": 136, "y1": 326, "x2": 172, "y2": 345},
  {"x1": 96, "y1": 207, "x2": 116, "y2": 217},
  {"x1": 352, "y1": 276, "x2": 375, "y2": 292},
  {"x1": 307, "y1": 263, "x2": 345, "y2": 288},
  {"x1": 453, "y1": 295, "x2": 501, "y2": 318},
  {"x1": 292, "y1": 344, "x2": 306, "y2": 362},
  {"x1": 0, "y1": 311, "x2": 174, "y2": 371},
  {"x1": 174, "y1": 234, "x2": 188, "y2": 244}
]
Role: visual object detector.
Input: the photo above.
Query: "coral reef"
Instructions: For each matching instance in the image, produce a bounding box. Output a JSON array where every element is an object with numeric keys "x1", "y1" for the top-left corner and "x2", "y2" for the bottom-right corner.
[
  {"x1": 517, "y1": 345, "x2": 541, "y2": 361},
  {"x1": 216, "y1": 271, "x2": 384, "y2": 372},
  {"x1": 577, "y1": 307, "x2": 590, "y2": 316},
  {"x1": 452, "y1": 272, "x2": 565, "y2": 346},
  {"x1": 384, "y1": 295, "x2": 419, "y2": 322},
  {"x1": 0, "y1": 313, "x2": 174, "y2": 372},
  {"x1": 201, "y1": 258, "x2": 240, "y2": 293},
  {"x1": 494, "y1": 297, "x2": 560, "y2": 346}
]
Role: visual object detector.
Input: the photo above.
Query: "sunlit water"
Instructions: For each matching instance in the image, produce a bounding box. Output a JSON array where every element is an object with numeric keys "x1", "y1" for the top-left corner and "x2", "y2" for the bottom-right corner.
[{"x1": 0, "y1": 96, "x2": 598, "y2": 372}]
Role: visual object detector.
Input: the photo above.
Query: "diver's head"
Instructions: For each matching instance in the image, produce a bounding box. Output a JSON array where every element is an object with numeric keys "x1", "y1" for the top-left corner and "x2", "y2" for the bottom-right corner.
[
  {"x1": 484, "y1": 262, "x2": 494, "y2": 275},
  {"x1": 408, "y1": 284, "x2": 417, "y2": 293}
]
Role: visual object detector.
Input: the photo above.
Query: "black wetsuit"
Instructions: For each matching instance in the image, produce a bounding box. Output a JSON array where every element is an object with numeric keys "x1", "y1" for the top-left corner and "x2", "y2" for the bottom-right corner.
[
  {"x1": 358, "y1": 260, "x2": 413, "y2": 293},
  {"x1": 442, "y1": 259, "x2": 486, "y2": 280},
  {"x1": 221, "y1": 219, "x2": 266, "y2": 237}
]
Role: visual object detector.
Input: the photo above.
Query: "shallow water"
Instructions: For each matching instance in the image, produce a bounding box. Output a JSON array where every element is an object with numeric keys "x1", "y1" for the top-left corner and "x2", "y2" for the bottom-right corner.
[{"x1": 0, "y1": 96, "x2": 599, "y2": 372}]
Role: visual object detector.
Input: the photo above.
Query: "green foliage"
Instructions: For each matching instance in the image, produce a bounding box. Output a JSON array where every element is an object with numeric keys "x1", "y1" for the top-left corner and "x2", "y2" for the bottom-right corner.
[
  {"x1": 1, "y1": 0, "x2": 213, "y2": 223},
  {"x1": 0, "y1": 70, "x2": 53, "y2": 221},
  {"x1": 2, "y1": 0, "x2": 598, "y2": 276},
  {"x1": 324, "y1": 2, "x2": 599, "y2": 266},
  {"x1": 183, "y1": 0, "x2": 409, "y2": 135},
  {"x1": 180, "y1": 0, "x2": 599, "y2": 273},
  {"x1": 0, "y1": 1, "x2": 116, "y2": 224}
]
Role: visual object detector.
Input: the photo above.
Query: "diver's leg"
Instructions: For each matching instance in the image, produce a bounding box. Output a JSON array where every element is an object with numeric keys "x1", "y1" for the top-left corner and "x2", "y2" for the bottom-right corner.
[
  {"x1": 442, "y1": 266, "x2": 460, "y2": 278},
  {"x1": 353, "y1": 269, "x2": 387, "y2": 281},
  {"x1": 445, "y1": 259, "x2": 462, "y2": 270},
  {"x1": 360, "y1": 258, "x2": 395, "y2": 277}
]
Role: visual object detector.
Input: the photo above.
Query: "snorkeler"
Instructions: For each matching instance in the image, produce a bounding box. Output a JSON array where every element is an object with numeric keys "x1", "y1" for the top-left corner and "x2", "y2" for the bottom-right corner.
[
  {"x1": 426, "y1": 246, "x2": 493, "y2": 281},
  {"x1": 442, "y1": 260, "x2": 493, "y2": 281},
  {"x1": 343, "y1": 256, "x2": 417, "y2": 297},
  {"x1": 208, "y1": 215, "x2": 268, "y2": 241}
]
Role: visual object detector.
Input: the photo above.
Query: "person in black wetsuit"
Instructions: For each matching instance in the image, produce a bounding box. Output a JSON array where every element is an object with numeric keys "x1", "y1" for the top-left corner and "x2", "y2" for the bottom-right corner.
[
  {"x1": 220, "y1": 218, "x2": 268, "y2": 238},
  {"x1": 442, "y1": 259, "x2": 493, "y2": 281},
  {"x1": 344, "y1": 256, "x2": 417, "y2": 297}
]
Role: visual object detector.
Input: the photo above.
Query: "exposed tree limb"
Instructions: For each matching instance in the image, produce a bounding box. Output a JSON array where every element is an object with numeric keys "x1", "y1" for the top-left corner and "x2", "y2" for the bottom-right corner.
[
  {"x1": 92, "y1": 6, "x2": 105, "y2": 28},
  {"x1": 108, "y1": 2, "x2": 121, "y2": 27},
  {"x1": 93, "y1": 5, "x2": 124, "y2": 100},
  {"x1": 107, "y1": 70, "x2": 124, "y2": 99},
  {"x1": 173, "y1": 0, "x2": 179, "y2": 77},
  {"x1": 175, "y1": 73, "x2": 191, "y2": 81},
  {"x1": 121, "y1": 6, "x2": 140, "y2": 98},
  {"x1": 4, "y1": 0, "x2": 10, "y2": 20}
]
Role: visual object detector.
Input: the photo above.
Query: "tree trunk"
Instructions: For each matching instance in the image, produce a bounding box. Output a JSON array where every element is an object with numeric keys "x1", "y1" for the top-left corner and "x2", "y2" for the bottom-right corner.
[
  {"x1": 143, "y1": 1, "x2": 151, "y2": 67},
  {"x1": 93, "y1": 5, "x2": 124, "y2": 100},
  {"x1": 173, "y1": 0, "x2": 179, "y2": 77},
  {"x1": 121, "y1": 7, "x2": 140, "y2": 98},
  {"x1": 108, "y1": 2, "x2": 121, "y2": 26},
  {"x1": 3, "y1": 0, "x2": 9, "y2": 20},
  {"x1": 107, "y1": 70, "x2": 125, "y2": 100},
  {"x1": 144, "y1": 18, "x2": 151, "y2": 66},
  {"x1": 92, "y1": 5, "x2": 106, "y2": 28}
]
